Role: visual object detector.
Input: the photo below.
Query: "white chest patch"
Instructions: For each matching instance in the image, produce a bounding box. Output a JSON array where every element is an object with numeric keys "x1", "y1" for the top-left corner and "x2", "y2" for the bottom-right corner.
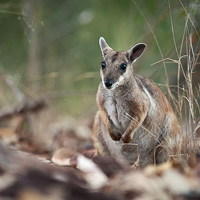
[{"x1": 104, "y1": 99, "x2": 121, "y2": 129}]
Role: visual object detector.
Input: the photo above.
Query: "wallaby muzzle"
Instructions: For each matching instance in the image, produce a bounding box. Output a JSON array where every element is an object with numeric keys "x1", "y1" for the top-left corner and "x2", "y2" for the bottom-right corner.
[{"x1": 104, "y1": 79, "x2": 113, "y2": 89}]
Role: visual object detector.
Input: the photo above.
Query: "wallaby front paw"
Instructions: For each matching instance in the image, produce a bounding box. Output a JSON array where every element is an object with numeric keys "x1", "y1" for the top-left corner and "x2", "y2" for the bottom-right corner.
[
  {"x1": 108, "y1": 130, "x2": 122, "y2": 141},
  {"x1": 122, "y1": 133, "x2": 132, "y2": 143}
]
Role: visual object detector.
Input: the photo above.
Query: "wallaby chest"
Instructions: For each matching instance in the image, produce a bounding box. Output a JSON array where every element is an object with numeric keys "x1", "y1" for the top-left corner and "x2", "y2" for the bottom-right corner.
[{"x1": 103, "y1": 90, "x2": 133, "y2": 133}]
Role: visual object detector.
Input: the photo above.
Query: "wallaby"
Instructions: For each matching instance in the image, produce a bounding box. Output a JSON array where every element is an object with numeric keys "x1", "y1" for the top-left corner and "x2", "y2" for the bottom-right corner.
[{"x1": 92, "y1": 37, "x2": 182, "y2": 168}]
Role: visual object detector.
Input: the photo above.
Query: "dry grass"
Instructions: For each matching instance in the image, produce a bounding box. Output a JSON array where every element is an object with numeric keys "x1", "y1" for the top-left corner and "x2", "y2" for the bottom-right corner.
[{"x1": 150, "y1": 1, "x2": 200, "y2": 166}]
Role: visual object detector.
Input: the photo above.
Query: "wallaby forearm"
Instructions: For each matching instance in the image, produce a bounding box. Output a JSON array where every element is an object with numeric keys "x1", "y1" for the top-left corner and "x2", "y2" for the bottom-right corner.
[
  {"x1": 99, "y1": 107, "x2": 121, "y2": 141},
  {"x1": 122, "y1": 110, "x2": 148, "y2": 143}
]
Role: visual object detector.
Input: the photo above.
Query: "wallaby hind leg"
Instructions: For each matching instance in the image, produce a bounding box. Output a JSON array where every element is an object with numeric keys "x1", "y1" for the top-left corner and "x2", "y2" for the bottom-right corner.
[
  {"x1": 155, "y1": 146, "x2": 169, "y2": 164},
  {"x1": 137, "y1": 134, "x2": 157, "y2": 167},
  {"x1": 92, "y1": 111, "x2": 111, "y2": 156},
  {"x1": 139, "y1": 151, "x2": 155, "y2": 168}
]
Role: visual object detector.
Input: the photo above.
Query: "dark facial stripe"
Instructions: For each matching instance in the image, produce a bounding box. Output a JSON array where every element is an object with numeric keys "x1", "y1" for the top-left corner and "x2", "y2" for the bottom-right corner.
[{"x1": 111, "y1": 52, "x2": 119, "y2": 63}]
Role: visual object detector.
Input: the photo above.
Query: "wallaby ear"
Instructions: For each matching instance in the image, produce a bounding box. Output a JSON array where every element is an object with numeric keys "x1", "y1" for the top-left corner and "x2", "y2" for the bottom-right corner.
[
  {"x1": 99, "y1": 37, "x2": 112, "y2": 58},
  {"x1": 128, "y1": 43, "x2": 147, "y2": 63}
]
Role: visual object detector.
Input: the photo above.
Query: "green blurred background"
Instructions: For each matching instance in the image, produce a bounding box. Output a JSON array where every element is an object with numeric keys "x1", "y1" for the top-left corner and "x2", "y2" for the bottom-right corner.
[{"x1": 0, "y1": 0, "x2": 199, "y2": 119}]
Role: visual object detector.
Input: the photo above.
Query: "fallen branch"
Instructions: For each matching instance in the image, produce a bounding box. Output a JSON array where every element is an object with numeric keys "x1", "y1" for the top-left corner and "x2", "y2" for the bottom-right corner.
[{"x1": 0, "y1": 100, "x2": 46, "y2": 122}]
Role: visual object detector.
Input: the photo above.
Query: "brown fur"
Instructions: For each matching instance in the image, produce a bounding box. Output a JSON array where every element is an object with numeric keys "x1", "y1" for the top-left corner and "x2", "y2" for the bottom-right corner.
[{"x1": 92, "y1": 37, "x2": 181, "y2": 168}]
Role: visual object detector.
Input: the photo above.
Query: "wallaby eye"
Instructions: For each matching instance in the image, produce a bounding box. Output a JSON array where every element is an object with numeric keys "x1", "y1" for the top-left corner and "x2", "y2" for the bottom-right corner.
[
  {"x1": 119, "y1": 63, "x2": 127, "y2": 72},
  {"x1": 101, "y1": 61, "x2": 106, "y2": 70}
]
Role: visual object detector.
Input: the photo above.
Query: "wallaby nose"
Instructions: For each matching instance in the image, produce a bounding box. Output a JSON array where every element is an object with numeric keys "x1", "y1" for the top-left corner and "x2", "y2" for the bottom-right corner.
[{"x1": 104, "y1": 79, "x2": 113, "y2": 89}]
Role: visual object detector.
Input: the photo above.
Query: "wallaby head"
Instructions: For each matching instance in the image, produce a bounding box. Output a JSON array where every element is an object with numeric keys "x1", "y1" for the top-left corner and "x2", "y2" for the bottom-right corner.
[{"x1": 99, "y1": 37, "x2": 146, "y2": 90}]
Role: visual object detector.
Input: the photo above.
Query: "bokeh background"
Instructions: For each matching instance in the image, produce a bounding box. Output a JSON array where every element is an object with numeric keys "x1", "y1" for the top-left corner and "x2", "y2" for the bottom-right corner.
[{"x1": 0, "y1": 0, "x2": 199, "y2": 151}]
